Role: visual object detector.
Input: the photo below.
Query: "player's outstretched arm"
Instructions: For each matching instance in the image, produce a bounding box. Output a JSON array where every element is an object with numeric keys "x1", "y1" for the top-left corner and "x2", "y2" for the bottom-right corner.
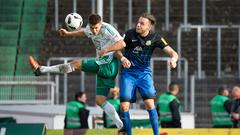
[
  {"x1": 98, "y1": 40, "x2": 126, "y2": 57},
  {"x1": 163, "y1": 46, "x2": 178, "y2": 68},
  {"x1": 59, "y1": 28, "x2": 86, "y2": 37}
]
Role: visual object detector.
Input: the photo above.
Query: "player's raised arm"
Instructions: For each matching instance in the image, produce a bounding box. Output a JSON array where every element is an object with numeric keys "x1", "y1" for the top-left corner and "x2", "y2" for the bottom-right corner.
[
  {"x1": 59, "y1": 28, "x2": 86, "y2": 37},
  {"x1": 163, "y1": 46, "x2": 179, "y2": 68}
]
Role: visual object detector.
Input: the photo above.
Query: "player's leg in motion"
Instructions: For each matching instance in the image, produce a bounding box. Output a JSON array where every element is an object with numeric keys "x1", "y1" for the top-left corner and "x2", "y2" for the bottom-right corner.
[
  {"x1": 96, "y1": 95, "x2": 123, "y2": 129},
  {"x1": 120, "y1": 102, "x2": 132, "y2": 135},
  {"x1": 138, "y1": 73, "x2": 159, "y2": 135},
  {"x1": 29, "y1": 56, "x2": 80, "y2": 76},
  {"x1": 145, "y1": 99, "x2": 159, "y2": 135},
  {"x1": 95, "y1": 58, "x2": 123, "y2": 130},
  {"x1": 119, "y1": 73, "x2": 134, "y2": 135}
]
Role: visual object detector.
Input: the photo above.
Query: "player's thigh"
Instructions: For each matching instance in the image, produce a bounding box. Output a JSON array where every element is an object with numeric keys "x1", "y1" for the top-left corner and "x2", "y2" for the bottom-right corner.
[
  {"x1": 137, "y1": 73, "x2": 156, "y2": 100},
  {"x1": 81, "y1": 58, "x2": 99, "y2": 73},
  {"x1": 120, "y1": 72, "x2": 136, "y2": 102},
  {"x1": 96, "y1": 75, "x2": 115, "y2": 97},
  {"x1": 98, "y1": 57, "x2": 119, "y2": 78}
]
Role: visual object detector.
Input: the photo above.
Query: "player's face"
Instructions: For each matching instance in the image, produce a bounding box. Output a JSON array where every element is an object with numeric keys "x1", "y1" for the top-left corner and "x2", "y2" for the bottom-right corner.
[
  {"x1": 90, "y1": 22, "x2": 102, "y2": 35},
  {"x1": 136, "y1": 17, "x2": 152, "y2": 35}
]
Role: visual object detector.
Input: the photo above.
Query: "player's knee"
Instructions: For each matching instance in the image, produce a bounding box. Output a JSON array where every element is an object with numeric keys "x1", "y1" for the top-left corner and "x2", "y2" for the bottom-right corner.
[
  {"x1": 144, "y1": 99, "x2": 155, "y2": 110},
  {"x1": 145, "y1": 104, "x2": 155, "y2": 110},
  {"x1": 120, "y1": 102, "x2": 130, "y2": 112},
  {"x1": 95, "y1": 99, "x2": 103, "y2": 106},
  {"x1": 95, "y1": 96, "x2": 106, "y2": 106},
  {"x1": 70, "y1": 60, "x2": 81, "y2": 70}
]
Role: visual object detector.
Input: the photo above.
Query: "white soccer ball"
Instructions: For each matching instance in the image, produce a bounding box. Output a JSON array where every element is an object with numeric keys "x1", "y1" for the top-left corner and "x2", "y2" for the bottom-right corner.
[{"x1": 65, "y1": 13, "x2": 83, "y2": 31}]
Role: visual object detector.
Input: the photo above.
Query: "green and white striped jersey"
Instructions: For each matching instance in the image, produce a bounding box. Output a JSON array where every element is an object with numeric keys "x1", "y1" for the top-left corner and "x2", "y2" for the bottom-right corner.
[{"x1": 84, "y1": 22, "x2": 123, "y2": 65}]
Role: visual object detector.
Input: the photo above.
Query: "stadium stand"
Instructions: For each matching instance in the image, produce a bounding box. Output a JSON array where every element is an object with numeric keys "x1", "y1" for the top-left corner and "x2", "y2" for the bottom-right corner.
[
  {"x1": 16, "y1": 0, "x2": 48, "y2": 75},
  {"x1": 0, "y1": 0, "x2": 48, "y2": 100},
  {"x1": 0, "y1": 0, "x2": 22, "y2": 76}
]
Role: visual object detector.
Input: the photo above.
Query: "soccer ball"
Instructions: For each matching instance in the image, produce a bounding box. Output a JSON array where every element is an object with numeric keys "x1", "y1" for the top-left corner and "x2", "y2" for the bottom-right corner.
[{"x1": 65, "y1": 13, "x2": 83, "y2": 31}]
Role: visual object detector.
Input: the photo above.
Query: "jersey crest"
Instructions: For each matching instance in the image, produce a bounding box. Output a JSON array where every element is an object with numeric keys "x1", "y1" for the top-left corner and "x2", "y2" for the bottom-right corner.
[{"x1": 145, "y1": 40, "x2": 152, "y2": 46}]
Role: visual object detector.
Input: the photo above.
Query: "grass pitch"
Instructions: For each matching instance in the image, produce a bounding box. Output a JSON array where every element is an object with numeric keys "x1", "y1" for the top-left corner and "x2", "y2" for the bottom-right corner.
[{"x1": 46, "y1": 128, "x2": 240, "y2": 135}]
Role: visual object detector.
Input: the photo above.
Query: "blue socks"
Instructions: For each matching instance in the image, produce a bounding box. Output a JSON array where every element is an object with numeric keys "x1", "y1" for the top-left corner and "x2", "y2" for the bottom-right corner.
[
  {"x1": 121, "y1": 111, "x2": 132, "y2": 135},
  {"x1": 148, "y1": 108, "x2": 159, "y2": 135},
  {"x1": 121, "y1": 109, "x2": 159, "y2": 135}
]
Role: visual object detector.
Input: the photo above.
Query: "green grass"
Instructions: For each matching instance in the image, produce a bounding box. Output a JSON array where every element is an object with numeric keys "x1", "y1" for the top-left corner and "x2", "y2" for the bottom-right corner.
[
  {"x1": 86, "y1": 129, "x2": 119, "y2": 135},
  {"x1": 46, "y1": 128, "x2": 240, "y2": 135},
  {"x1": 46, "y1": 130, "x2": 63, "y2": 135},
  {"x1": 46, "y1": 129, "x2": 151, "y2": 135}
]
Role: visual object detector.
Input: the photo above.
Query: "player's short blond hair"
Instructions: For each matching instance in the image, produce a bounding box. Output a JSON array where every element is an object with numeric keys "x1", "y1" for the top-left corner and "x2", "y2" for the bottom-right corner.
[{"x1": 141, "y1": 13, "x2": 156, "y2": 25}]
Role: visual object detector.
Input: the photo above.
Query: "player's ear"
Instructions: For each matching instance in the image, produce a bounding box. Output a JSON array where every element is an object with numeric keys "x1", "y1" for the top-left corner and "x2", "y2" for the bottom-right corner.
[{"x1": 148, "y1": 23, "x2": 153, "y2": 31}]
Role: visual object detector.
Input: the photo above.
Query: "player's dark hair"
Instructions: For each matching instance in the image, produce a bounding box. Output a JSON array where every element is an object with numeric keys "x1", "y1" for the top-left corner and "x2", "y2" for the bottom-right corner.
[
  {"x1": 141, "y1": 13, "x2": 156, "y2": 25},
  {"x1": 88, "y1": 14, "x2": 102, "y2": 25},
  {"x1": 218, "y1": 87, "x2": 227, "y2": 95},
  {"x1": 75, "y1": 91, "x2": 85, "y2": 101},
  {"x1": 169, "y1": 81, "x2": 179, "y2": 92}
]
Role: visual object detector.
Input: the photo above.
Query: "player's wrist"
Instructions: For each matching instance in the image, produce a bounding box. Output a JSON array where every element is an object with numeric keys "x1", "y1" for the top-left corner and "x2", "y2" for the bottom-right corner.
[{"x1": 120, "y1": 56, "x2": 127, "y2": 62}]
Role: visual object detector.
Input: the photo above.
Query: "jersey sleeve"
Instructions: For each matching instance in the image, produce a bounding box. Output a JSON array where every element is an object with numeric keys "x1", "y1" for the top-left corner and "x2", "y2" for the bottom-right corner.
[
  {"x1": 104, "y1": 23, "x2": 123, "y2": 43},
  {"x1": 83, "y1": 25, "x2": 92, "y2": 38},
  {"x1": 155, "y1": 33, "x2": 169, "y2": 49},
  {"x1": 123, "y1": 30, "x2": 131, "y2": 48}
]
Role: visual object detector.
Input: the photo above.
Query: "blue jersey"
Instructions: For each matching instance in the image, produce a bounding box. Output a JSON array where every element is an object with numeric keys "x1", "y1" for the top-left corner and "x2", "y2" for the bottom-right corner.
[{"x1": 123, "y1": 29, "x2": 168, "y2": 72}]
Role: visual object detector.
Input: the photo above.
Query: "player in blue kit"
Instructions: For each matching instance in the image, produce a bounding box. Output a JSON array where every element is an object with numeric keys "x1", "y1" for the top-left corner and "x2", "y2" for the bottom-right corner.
[{"x1": 115, "y1": 13, "x2": 178, "y2": 135}]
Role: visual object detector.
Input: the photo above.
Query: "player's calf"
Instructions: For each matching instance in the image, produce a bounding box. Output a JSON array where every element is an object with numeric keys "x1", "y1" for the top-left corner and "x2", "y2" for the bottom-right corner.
[{"x1": 29, "y1": 56, "x2": 76, "y2": 76}]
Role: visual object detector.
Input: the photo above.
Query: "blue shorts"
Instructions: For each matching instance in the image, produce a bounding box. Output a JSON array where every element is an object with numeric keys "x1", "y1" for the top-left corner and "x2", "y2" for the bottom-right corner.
[{"x1": 119, "y1": 70, "x2": 156, "y2": 103}]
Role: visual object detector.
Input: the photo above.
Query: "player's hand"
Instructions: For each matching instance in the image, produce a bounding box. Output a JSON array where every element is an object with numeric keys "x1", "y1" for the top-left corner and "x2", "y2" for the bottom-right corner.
[
  {"x1": 121, "y1": 57, "x2": 131, "y2": 68},
  {"x1": 59, "y1": 28, "x2": 69, "y2": 37},
  {"x1": 98, "y1": 48, "x2": 108, "y2": 57},
  {"x1": 169, "y1": 57, "x2": 177, "y2": 69}
]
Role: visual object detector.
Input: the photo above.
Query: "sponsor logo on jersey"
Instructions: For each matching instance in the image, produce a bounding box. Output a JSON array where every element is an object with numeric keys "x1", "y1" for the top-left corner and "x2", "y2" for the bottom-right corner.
[
  {"x1": 132, "y1": 39, "x2": 138, "y2": 42},
  {"x1": 145, "y1": 40, "x2": 151, "y2": 46},
  {"x1": 133, "y1": 46, "x2": 142, "y2": 54}
]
